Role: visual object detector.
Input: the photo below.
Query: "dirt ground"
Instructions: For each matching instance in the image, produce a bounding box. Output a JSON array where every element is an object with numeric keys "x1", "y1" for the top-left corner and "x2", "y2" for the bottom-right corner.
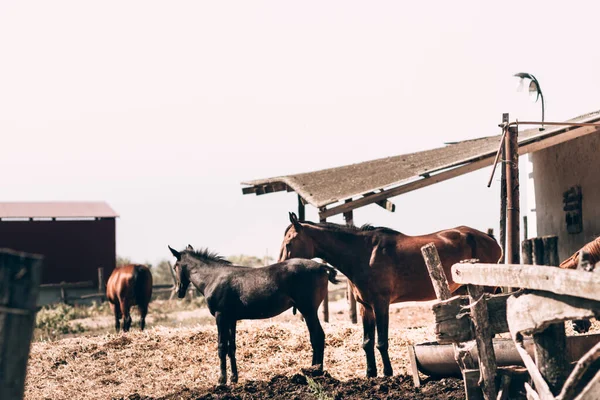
[{"x1": 24, "y1": 298, "x2": 597, "y2": 400}]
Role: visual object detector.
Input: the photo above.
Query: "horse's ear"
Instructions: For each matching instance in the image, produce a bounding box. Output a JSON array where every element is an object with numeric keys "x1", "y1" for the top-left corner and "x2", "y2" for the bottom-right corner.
[
  {"x1": 186, "y1": 244, "x2": 194, "y2": 251},
  {"x1": 289, "y1": 212, "x2": 302, "y2": 231},
  {"x1": 168, "y1": 245, "x2": 181, "y2": 260}
]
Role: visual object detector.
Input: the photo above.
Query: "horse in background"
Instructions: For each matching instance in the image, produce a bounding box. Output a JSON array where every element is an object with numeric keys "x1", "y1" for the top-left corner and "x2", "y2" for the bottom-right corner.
[
  {"x1": 279, "y1": 212, "x2": 502, "y2": 378},
  {"x1": 106, "y1": 264, "x2": 153, "y2": 332},
  {"x1": 560, "y1": 236, "x2": 600, "y2": 333},
  {"x1": 168, "y1": 244, "x2": 339, "y2": 385}
]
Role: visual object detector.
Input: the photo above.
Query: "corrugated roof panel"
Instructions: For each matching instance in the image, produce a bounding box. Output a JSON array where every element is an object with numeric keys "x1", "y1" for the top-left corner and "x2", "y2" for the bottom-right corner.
[
  {"x1": 242, "y1": 110, "x2": 600, "y2": 208},
  {"x1": 0, "y1": 202, "x2": 119, "y2": 218}
]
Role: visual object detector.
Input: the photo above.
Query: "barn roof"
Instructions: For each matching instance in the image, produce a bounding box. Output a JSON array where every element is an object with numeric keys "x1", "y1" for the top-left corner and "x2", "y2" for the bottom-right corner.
[
  {"x1": 0, "y1": 202, "x2": 119, "y2": 219},
  {"x1": 242, "y1": 110, "x2": 600, "y2": 218}
]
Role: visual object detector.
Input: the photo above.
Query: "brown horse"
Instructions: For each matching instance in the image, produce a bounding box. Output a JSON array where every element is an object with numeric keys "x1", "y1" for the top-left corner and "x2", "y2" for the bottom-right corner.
[
  {"x1": 106, "y1": 264, "x2": 153, "y2": 332},
  {"x1": 279, "y1": 212, "x2": 502, "y2": 378},
  {"x1": 168, "y1": 244, "x2": 339, "y2": 385},
  {"x1": 559, "y1": 237, "x2": 600, "y2": 333}
]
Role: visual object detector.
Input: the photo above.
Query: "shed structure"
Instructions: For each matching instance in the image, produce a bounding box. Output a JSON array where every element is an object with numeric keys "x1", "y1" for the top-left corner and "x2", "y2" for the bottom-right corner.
[
  {"x1": 0, "y1": 201, "x2": 118, "y2": 287},
  {"x1": 242, "y1": 110, "x2": 600, "y2": 322}
]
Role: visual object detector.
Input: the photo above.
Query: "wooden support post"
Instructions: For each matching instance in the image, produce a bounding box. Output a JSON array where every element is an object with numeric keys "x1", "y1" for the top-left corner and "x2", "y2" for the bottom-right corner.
[
  {"x1": 320, "y1": 215, "x2": 329, "y2": 323},
  {"x1": 522, "y1": 239, "x2": 533, "y2": 265},
  {"x1": 97, "y1": 267, "x2": 105, "y2": 293},
  {"x1": 343, "y1": 203, "x2": 358, "y2": 324},
  {"x1": 60, "y1": 283, "x2": 67, "y2": 304},
  {"x1": 467, "y1": 284, "x2": 497, "y2": 400},
  {"x1": 532, "y1": 237, "x2": 544, "y2": 266},
  {"x1": 297, "y1": 194, "x2": 305, "y2": 222},
  {"x1": 523, "y1": 216, "x2": 528, "y2": 241},
  {"x1": 421, "y1": 243, "x2": 482, "y2": 399},
  {"x1": 499, "y1": 114, "x2": 508, "y2": 266},
  {"x1": 421, "y1": 243, "x2": 451, "y2": 300},
  {"x1": 0, "y1": 249, "x2": 43, "y2": 400},
  {"x1": 533, "y1": 235, "x2": 567, "y2": 395},
  {"x1": 505, "y1": 122, "x2": 520, "y2": 266}
]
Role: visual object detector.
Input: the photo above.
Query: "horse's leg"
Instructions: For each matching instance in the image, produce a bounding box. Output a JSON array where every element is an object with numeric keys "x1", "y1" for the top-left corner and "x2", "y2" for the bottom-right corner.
[
  {"x1": 360, "y1": 303, "x2": 377, "y2": 377},
  {"x1": 120, "y1": 298, "x2": 132, "y2": 332},
  {"x1": 302, "y1": 310, "x2": 325, "y2": 367},
  {"x1": 228, "y1": 320, "x2": 238, "y2": 384},
  {"x1": 374, "y1": 304, "x2": 393, "y2": 376},
  {"x1": 215, "y1": 312, "x2": 230, "y2": 385},
  {"x1": 111, "y1": 302, "x2": 121, "y2": 333},
  {"x1": 139, "y1": 303, "x2": 148, "y2": 331}
]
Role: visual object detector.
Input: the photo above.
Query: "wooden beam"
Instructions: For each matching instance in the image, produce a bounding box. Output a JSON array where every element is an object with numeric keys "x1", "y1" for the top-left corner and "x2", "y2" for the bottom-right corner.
[{"x1": 452, "y1": 263, "x2": 600, "y2": 302}]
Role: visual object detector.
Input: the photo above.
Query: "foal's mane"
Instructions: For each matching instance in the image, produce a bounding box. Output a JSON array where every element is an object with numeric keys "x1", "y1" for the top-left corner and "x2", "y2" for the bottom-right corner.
[
  {"x1": 184, "y1": 248, "x2": 232, "y2": 265},
  {"x1": 285, "y1": 221, "x2": 400, "y2": 235}
]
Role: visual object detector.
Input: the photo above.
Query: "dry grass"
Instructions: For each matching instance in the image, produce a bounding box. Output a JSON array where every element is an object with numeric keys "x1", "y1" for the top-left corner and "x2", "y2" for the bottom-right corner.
[
  {"x1": 26, "y1": 298, "x2": 600, "y2": 400},
  {"x1": 25, "y1": 300, "x2": 435, "y2": 400}
]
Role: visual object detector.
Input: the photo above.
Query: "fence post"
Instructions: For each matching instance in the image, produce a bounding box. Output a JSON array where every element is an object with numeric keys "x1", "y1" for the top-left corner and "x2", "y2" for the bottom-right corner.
[
  {"x1": 0, "y1": 249, "x2": 43, "y2": 400},
  {"x1": 421, "y1": 243, "x2": 482, "y2": 399},
  {"x1": 533, "y1": 235, "x2": 567, "y2": 395},
  {"x1": 319, "y1": 215, "x2": 329, "y2": 323},
  {"x1": 97, "y1": 267, "x2": 105, "y2": 293},
  {"x1": 343, "y1": 205, "x2": 358, "y2": 324}
]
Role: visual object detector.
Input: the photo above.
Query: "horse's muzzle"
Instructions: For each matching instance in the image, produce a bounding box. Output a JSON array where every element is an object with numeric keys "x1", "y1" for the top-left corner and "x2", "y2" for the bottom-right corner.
[{"x1": 177, "y1": 284, "x2": 186, "y2": 298}]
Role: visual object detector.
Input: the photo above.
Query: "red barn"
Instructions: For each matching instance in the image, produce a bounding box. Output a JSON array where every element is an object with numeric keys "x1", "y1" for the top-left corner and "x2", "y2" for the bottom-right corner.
[{"x1": 0, "y1": 202, "x2": 118, "y2": 287}]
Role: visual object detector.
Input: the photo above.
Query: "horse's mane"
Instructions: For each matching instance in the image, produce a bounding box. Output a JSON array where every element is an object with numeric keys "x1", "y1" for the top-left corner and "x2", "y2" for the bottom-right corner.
[
  {"x1": 184, "y1": 248, "x2": 232, "y2": 265},
  {"x1": 284, "y1": 221, "x2": 400, "y2": 235}
]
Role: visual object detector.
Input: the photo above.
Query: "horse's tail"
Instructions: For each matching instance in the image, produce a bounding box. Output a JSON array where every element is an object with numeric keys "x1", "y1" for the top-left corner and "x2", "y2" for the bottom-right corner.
[
  {"x1": 321, "y1": 264, "x2": 339, "y2": 284},
  {"x1": 133, "y1": 264, "x2": 152, "y2": 306}
]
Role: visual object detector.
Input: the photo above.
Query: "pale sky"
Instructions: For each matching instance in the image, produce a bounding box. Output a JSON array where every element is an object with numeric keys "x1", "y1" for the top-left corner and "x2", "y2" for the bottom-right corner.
[{"x1": 1, "y1": 1, "x2": 599, "y2": 264}]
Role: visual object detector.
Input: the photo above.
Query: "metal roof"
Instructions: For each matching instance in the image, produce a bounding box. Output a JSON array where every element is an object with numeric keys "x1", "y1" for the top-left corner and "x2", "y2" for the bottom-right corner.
[
  {"x1": 242, "y1": 110, "x2": 600, "y2": 216},
  {"x1": 0, "y1": 202, "x2": 119, "y2": 219}
]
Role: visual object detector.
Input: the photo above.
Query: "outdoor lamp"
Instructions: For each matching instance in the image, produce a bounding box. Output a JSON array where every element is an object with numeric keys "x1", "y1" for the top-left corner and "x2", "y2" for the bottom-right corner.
[{"x1": 514, "y1": 72, "x2": 545, "y2": 130}]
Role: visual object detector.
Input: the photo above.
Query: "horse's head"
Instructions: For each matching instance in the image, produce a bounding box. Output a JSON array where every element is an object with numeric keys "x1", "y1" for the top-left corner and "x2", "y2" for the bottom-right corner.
[
  {"x1": 278, "y1": 212, "x2": 316, "y2": 262},
  {"x1": 168, "y1": 245, "x2": 191, "y2": 298}
]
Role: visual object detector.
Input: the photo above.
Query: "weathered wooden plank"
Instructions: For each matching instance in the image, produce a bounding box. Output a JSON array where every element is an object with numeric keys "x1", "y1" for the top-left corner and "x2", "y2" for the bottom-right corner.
[
  {"x1": 559, "y1": 342, "x2": 600, "y2": 400},
  {"x1": 452, "y1": 263, "x2": 600, "y2": 302},
  {"x1": 0, "y1": 249, "x2": 43, "y2": 400},
  {"x1": 468, "y1": 284, "x2": 497, "y2": 400},
  {"x1": 40, "y1": 281, "x2": 94, "y2": 289},
  {"x1": 407, "y1": 344, "x2": 421, "y2": 388},
  {"x1": 496, "y1": 373, "x2": 511, "y2": 400},
  {"x1": 506, "y1": 291, "x2": 600, "y2": 335},
  {"x1": 532, "y1": 238, "x2": 568, "y2": 396},
  {"x1": 421, "y1": 244, "x2": 481, "y2": 399},
  {"x1": 432, "y1": 293, "x2": 510, "y2": 344},
  {"x1": 575, "y1": 370, "x2": 600, "y2": 400},
  {"x1": 422, "y1": 243, "x2": 452, "y2": 300},
  {"x1": 522, "y1": 239, "x2": 533, "y2": 265}
]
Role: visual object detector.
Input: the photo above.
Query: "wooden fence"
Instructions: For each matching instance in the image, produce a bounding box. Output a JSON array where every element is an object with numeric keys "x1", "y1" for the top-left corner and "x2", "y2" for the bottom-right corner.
[
  {"x1": 0, "y1": 249, "x2": 43, "y2": 400},
  {"x1": 416, "y1": 242, "x2": 600, "y2": 400}
]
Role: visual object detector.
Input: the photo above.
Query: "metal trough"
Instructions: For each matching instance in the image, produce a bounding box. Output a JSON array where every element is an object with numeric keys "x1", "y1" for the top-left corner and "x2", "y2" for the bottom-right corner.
[{"x1": 412, "y1": 333, "x2": 600, "y2": 377}]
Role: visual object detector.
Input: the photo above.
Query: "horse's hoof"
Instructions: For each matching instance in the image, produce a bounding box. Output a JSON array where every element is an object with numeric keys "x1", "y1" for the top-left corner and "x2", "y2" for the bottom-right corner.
[
  {"x1": 383, "y1": 369, "x2": 393, "y2": 377},
  {"x1": 218, "y1": 377, "x2": 227, "y2": 386},
  {"x1": 366, "y1": 370, "x2": 377, "y2": 378},
  {"x1": 231, "y1": 376, "x2": 238, "y2": 384}
]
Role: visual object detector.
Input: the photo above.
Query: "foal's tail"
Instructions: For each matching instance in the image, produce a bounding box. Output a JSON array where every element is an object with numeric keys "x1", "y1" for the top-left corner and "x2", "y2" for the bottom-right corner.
[{"x1": 321, "y1": 264, "x2": 340, "y2": 284}]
